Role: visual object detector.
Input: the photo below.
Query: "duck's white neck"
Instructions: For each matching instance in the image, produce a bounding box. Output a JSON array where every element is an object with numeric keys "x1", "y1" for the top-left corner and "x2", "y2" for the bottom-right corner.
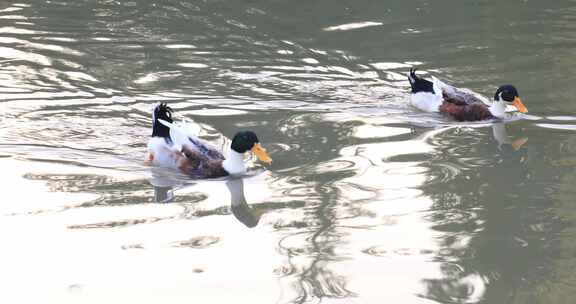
[
  {"x1": 489, "y1": 99, "x2": 507, "y2": 118},
  {"x1": 222, "y1": 150, "x2": 246, "y2": 176}
]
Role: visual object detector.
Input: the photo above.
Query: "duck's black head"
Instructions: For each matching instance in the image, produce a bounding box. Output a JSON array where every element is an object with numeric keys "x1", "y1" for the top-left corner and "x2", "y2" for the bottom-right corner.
[
  {"x1": 152, "y1": 103, "x2": 173, "y2": 138},
  {"x1": 231, "y1": 131, "x2": 259, "y2": 153},
  {"x1": 231, "y1": 131, "x2": 272, "y2": 164},
  {"x1": 494, "y1": 85, "x2": 519, "y2": 102},
  {"x1": 494, "y1": 85, "x2": 527, "y2": 113}
]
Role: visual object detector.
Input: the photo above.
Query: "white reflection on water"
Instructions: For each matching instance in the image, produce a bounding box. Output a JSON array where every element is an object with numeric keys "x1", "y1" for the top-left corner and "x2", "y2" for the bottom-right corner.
[
  {"x1": 323, "y1": 21, "x2": 383, "y2": 32},
  {"x1": 0, "y1": 157, "x2": 286, "y2": 303},
  {"x1": 315, "y1": 120, "x2": 525, "y2": 303}
]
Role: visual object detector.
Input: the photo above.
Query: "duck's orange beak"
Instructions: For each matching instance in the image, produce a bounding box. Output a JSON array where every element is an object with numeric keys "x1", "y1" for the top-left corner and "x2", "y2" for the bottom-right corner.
[
  {"x1": 251, "y1": 143, "x2": 272, "y2": 165},
  {"x1": 512, "y1": 96, "x2": 528, "y2": 113}
]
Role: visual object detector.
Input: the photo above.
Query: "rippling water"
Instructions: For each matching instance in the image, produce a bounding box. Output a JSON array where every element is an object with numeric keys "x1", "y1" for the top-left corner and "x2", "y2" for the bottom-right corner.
[{"x1": 2, "y1": 1, "x2": 576, "y2": 303}]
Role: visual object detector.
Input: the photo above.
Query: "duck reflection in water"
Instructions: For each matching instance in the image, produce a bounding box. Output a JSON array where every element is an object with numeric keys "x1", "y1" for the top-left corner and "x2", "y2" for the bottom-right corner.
[
  {"x1": 148, "y1": 170, "x2": 263, "y2": 228},
  {"x1": 148, "y1": 166, "x2": 181, "y2": 203},
  {"x1": 491, "y1": 122, "x2": 528, "y2": 152},
  {"x1": 226, "y1": 177, "x2": 264, "y2": 228}
]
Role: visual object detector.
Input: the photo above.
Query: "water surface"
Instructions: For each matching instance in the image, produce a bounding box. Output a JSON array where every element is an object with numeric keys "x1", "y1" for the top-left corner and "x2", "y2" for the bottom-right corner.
[{"x1": 1, "y1": 1, "x2": 576, "y2": 303}]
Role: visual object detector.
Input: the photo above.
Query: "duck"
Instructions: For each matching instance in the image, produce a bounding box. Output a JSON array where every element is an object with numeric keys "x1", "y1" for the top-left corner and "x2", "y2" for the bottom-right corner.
[
  {"x1": 407, "y1": 68, "x2": 527, "y2": 121},
  {"x1": 147, "y1": 103, "x2": 272, "y2": 178}
]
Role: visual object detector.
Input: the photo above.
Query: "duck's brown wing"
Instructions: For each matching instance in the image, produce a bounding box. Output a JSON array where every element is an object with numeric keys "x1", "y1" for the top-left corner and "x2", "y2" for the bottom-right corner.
[
  {"x1": 187, "y1": 136, "x2": 225, "y2": 160},
  {"x1": 442, "y1": 87, "x2": 484, "y2": 106},
  {"x1": 180, "y1": 145, "x2": 228, "y2": 178},
  {"x1": 439, "y1": 101, "x2": 494, "y2": 121}
]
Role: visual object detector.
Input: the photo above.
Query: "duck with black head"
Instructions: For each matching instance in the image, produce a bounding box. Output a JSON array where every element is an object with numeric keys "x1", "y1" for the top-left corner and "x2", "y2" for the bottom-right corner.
[
  {"x1": 147, "y1": 103, "x2": 272, "y2": 178},
  {"x1": 408, "y1": 68, "x2": 528, "y2": 121}
]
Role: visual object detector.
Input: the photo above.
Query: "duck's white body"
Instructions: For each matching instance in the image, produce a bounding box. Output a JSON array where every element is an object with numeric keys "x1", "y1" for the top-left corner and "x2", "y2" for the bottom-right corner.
[
  {"x1": 147, "y1": 137, "x2": 180, "y2": 169},
  {"x1": 147, "y1": 104, "x2": 246, "y2": 177},
  {"x1": 409, "y1": 76, "x2": 442, "y2": 112},
  {"x1": 148, "y1": 118, "x2": 223, "y2": 166}
]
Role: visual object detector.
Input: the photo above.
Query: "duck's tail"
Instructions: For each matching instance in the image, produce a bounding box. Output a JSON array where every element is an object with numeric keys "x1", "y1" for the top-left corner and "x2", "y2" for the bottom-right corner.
[
  {"x1": 408, "y1": 68, "x2": 434, "y2": 94},
  {"x1": 152, "y1": 103, "x2": 173, "y2": 138}
]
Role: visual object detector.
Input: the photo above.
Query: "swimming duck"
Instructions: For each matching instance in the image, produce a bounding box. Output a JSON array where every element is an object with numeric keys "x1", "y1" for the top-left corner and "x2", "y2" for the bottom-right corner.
[
  {"x1": 408, "y1": 69, "x2": 527, "y2": 121},
  {"x1": 147, "y1": 103, "x2": 272, "y2": 178}
]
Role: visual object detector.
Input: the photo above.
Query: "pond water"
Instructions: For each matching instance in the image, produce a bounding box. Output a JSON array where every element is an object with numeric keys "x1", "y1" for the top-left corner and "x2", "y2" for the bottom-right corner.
[{"x1": 1, "y1": 1, "x2": 576, "y2": 303}]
